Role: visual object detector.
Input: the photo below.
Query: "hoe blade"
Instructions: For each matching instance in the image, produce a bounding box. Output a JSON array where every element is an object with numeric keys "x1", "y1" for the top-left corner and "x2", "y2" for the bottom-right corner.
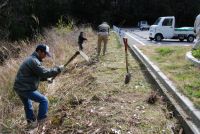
[{"x1": 79, "y1": 50, "x2": 89, "y2": 62}]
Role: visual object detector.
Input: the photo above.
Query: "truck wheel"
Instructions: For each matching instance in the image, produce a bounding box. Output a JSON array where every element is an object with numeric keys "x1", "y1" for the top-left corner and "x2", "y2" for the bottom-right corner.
[
  {"x1": 187, "y1": 35, "x2": 194, "y2": 42},
  {"x1": 149, "y1": 37, "x2": 154, "y2": 41},
  {"x1": 179, "y1": 39, "x2": 184, "y2": 42},
  {"x1": 155, "y1": 34, "x2": 162, "y2": 41},
  {"x1": 178, "y1": 35, "x2": 184, "y2": 42}
]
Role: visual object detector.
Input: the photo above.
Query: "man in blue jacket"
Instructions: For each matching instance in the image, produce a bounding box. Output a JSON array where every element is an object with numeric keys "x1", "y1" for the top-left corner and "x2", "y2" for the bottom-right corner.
[{"x1": 14, "y1": 44, "x2": 64, "y2": 128}]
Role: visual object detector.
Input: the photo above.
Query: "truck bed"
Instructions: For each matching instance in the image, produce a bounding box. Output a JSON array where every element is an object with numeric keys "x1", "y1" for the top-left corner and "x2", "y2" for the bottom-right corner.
[
  {"x1": 174, "y1": 27, "x2": 195, "y2": 35},
  {"x1": 174, "y1": 27, "x2": 194, "y2": 31}
]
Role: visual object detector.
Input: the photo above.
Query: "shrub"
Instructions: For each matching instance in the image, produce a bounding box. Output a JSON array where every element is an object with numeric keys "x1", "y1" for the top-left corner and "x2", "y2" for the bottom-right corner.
[
  {"x1": 56, "y1": 16, "x2": 74, "y2": 32},
  {"x1": 9, "y1": 24, "x2": 26, "y2": 41},
  {"x1": 192, "y1": 49, "x2": 200, "y2": 60}
]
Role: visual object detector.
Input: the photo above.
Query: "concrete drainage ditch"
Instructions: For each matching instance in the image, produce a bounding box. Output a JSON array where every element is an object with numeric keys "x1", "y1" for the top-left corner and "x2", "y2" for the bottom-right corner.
[{"x1": 185, "y1": 51, "x2": 200, "y2": 68}]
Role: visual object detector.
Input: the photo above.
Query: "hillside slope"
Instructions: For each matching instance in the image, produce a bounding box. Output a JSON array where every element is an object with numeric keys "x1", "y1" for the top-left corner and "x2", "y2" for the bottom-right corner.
[{"x1": 0, "y1": 27, "x2": 180, "y2": 133}]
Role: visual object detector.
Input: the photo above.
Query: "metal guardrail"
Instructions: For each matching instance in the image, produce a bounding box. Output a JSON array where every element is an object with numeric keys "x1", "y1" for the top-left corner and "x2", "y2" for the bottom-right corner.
[{"x1": 113, "y1": 25, "x2": 126, "y2": 46}]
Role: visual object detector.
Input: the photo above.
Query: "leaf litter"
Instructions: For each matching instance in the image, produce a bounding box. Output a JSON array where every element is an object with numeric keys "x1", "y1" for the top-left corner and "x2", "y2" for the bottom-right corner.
[{"x1": 5, "y1": 29, "x2": 181, "y2": 134}]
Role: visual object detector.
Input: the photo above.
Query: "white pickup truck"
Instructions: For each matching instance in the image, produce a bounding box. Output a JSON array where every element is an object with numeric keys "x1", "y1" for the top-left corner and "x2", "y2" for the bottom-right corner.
[{"x1": 149, "y1": 16, "x2": 195, "y2": 42}]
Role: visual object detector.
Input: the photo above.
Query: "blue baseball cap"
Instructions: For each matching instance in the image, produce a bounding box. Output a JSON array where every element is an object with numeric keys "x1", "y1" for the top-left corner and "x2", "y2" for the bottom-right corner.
[{"x1": 36, "y1": 44, "x2": 51, "y2": 57}]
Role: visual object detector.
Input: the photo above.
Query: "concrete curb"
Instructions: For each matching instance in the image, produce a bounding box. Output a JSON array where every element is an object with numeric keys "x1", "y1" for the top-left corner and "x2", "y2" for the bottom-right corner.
[
  {"x1": 129, "y1": 45, "x2": 200, "y2": 134},
  {"x1": 185, "y1": 51, "x2": 200, "y2": 68}
]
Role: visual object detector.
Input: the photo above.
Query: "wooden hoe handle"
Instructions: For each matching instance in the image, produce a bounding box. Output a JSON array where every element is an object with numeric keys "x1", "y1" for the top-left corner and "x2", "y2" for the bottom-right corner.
[{"x1": 51, "y1": 51, "x2": 80, "y2": 81}]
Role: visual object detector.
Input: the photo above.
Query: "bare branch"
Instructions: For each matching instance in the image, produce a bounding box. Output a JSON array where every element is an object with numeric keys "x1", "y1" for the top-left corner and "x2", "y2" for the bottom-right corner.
[{"x1": 0, "y1": 0, "x2": 9, "y2": 10}]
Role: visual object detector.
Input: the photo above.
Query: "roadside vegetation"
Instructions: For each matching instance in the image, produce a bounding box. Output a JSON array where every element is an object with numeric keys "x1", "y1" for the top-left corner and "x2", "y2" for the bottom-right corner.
[
  {"x1": 192, "y1": 49, "x2": 200, "y2": 60},
  {"x1": 138, "y1": 46, "x2": 200, "y2": 108},
  {"x1": 0, "y1": 24, "x2": 181, "y2": 133}
]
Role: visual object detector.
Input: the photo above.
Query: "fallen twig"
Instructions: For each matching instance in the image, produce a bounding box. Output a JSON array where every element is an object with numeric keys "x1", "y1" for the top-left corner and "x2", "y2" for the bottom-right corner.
[
  {"x1": 0, "y1": 0, "x2": 9, "y2": 9},
  {"x1": 0, "y1": 121, "x2": 10, "y2": 129}
]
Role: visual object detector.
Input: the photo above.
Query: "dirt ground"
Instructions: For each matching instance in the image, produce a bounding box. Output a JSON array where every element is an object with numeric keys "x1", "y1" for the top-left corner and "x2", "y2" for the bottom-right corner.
[
  {"x1": 2, "y1": 31, "x2": 180, "y2": 134},
  {"x1": 32, "y1": 33, "x2": 180, "y2": 134}
]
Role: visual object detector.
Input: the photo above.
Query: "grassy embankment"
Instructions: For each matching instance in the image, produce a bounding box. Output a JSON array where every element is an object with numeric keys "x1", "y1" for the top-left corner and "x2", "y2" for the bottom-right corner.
[
  {"x1": 138, "y1": 45, "x2": 200, "y2": 108},
  {"x1": 0, "y1": 26, "x2": 180, "y2": 133}
]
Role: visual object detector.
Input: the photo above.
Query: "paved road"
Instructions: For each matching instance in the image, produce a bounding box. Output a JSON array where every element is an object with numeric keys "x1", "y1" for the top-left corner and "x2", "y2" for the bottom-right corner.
[{"x1": 121, "y1": 29, "x2": 195, "y2": 46}]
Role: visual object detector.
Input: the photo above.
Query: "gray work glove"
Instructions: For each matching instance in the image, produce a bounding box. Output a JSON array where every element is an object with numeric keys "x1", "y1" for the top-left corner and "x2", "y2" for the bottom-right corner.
[
  {"x1": 59, "y1": 65, "x2": 64, "y2": 71},
  {"x1": 47, "y1": 78, "x2": 53, "y2": 84}
]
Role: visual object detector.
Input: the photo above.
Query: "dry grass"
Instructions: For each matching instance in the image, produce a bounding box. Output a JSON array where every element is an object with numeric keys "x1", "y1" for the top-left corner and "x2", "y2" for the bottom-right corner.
[
  {"x1": 0, "y1": 29, "x2": 180, "y2": 133},
  {"x1": 138, "y1": 45, "x2": 200, "y2": 108},
  {"x1": 0, "y1": 26, "x2": 91, "y2": 132}
]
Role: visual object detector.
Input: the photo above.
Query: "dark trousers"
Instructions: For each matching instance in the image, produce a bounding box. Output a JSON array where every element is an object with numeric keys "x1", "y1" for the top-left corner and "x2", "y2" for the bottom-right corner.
[{"x1": 78, "y1": 43, "x2": 83, "y2": 50}]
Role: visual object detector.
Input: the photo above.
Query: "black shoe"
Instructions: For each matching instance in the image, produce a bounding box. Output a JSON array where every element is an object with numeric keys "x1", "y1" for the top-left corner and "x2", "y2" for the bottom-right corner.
[
  {"x1": 192, "y1": 48, "x2": 197, "y2": 50},
  {"x1": 38, "y1": 118, "x2": 47, "y2": 125},
  {"x1": 26, "y1": 121, "x2": 38, "y2": 129}
]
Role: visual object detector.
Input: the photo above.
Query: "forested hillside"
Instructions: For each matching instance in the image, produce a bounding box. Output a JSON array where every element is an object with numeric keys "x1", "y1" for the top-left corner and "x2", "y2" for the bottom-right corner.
[{"x1": 0, "y1": 0, "x2": 200, "y2": 41}]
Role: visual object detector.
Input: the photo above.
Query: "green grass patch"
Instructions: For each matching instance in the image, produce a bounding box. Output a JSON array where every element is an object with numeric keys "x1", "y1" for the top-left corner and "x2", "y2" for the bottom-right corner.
[
  {"x1": 152, "y1": 56, "x2": 165, "y2": 63},
  {"x1": 192, "y1": 49, "x2": 200, "y2": 60},
  {"x1": 139, "y1": 45, "x2": 200, "y2": 109},
  {"x1": 184, "y1": 84, "x2": 200, "y2": 97},
  {"x1": 163, "y1": 64, "x2": 180, "y2": 71},
  {"x1": 155, "y1": 48, "x2": 174, "y2": 56}
]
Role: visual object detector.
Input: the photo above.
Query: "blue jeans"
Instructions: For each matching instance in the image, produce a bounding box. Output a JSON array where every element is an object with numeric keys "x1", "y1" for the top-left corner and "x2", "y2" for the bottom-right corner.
[{"x1": 16, "y1": 90, "x2": 48, "y2": 122}]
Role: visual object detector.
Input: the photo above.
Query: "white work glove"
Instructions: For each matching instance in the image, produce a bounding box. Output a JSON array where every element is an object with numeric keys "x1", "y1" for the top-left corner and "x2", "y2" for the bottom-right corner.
[
  {"x1": 47, "y1": 78, "x2": 53, "y2": 84},
  {"x1": 59, "y1": 65, "x2": 64, "y2": 71}
]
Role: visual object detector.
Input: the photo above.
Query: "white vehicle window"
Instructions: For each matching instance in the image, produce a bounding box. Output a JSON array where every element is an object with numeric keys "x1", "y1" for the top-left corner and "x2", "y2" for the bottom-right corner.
[
  {"x1": 154, "y1": 18, "x2": 161, "y2": 25},
  {"x1": 141, "y1": 21, "x2": 146, "y2": 24},
  {"x1": 162, "y1": 19, "x2": 173, "y2": 26}
]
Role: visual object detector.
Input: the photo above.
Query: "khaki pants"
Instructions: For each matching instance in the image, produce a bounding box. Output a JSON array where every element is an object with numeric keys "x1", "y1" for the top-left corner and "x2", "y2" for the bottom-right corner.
[{"x1": 97, "y1": 34, "x2": 108, "y2": 56}]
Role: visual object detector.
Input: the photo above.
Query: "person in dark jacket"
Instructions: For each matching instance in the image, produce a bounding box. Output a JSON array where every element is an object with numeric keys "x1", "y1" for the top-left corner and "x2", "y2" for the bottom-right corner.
[
  {"x1": 14, "y1": 44, "x2": 64, "y2": 128},
  {"x1": 78, "y1": 31, "x2": 87, "y2": 50}
]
